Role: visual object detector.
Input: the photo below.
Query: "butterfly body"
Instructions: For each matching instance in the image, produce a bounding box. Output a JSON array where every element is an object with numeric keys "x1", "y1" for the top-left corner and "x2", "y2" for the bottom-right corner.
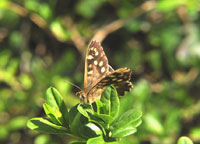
[{"x1": 79, "y1": 40, "x2": 133, "y2": 104}]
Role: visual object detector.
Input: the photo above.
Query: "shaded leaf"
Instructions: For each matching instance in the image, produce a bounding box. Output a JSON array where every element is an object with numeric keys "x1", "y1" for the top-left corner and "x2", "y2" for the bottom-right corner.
[
  {"x1": 27, "y1": 118, "x2": 69, "y2": 134},
  {"x1": 69, "y1": 105, "x2": 84, "y2": 136},
  {"x1": 93, "y1": 113, "x2": 114, "y2": 125},
  {"x1": 87, "y1": 135, "x2": 118, "y2": 144}
]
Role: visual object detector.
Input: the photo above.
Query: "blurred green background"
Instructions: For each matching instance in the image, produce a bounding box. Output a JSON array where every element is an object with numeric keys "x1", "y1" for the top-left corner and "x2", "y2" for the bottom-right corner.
[{"x1": 0, "y1": 0, "x2": 200, "y2": 144}]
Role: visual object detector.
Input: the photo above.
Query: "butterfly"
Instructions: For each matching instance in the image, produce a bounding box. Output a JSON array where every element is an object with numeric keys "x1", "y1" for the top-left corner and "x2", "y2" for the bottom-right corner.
[{"x1": 78, "y1": 40, "x2": 133, "y2": 104}]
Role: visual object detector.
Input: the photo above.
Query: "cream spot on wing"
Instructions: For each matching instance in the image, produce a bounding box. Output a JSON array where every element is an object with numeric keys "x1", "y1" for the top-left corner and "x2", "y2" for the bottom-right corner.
[
  {"x1": 94, "y1": 48, "x2": 97, "y2": 52},
  {"x1": 101, "y1": 67, "x2": 105, "y2": 73},
  {"x1": 87, "y1": 55, "x2": 94, "y2": 60},
  {"x1": 88, "y1": 64, "x2": 92, "y2": 68},
  {"x1": 94, "y1": 60, "x2": 98, "y2": 65},
  {"x1": 90, "y1": 47, "x2": 94, "y2": 50},
  {"x1": 99, "y1": 61, "x2": 103, "y2": 66},
  {"x1": 95, "y1": 51, "x2": 99, "y2": 56},
  {"x1": 88, "y1": 70, "x2": 93, "y2": 75}
]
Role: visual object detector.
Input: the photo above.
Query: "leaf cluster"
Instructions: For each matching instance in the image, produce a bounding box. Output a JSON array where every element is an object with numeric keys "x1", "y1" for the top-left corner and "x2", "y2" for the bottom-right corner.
[{"x1": 27, "y1": 86, "x2": 142, "y2": 144}]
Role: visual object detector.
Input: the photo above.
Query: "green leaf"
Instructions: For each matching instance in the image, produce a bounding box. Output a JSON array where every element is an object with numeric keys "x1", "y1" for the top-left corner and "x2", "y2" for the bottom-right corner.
[
  {"x1": 77, "y1": 104, "x2": 93, "y2": 119},
  {"x1": 69, "y1": 105, "x2": 103, "y2": 139},
  {"x1": 78, "y1": 123, "x2": 103, "y2": 139},
  {"x1": 177, "y1": 136, "x2": 193, "y2": 144},
  {"x1": 86, "y1": 114, "x2": 107, "y2": 135},
  {"x1": 111, "y1": 125, "x2": 137, "y2": 138},
  {"x1": 87, "y1": 135, "x2": 118, "y2": 144},
  {"x1": 130, "y1": 119, "x2": 142, "y2": 128},
  {"x1": 69, "y1": 105, "x2": 83, "y2": 135},
  {"x1": 70, "y1": 142, "x2": 86, "y2": 144},
  {"x1": 43, "y1": 103, "x2": 63, "y2": 125},
  {"x1": 101, "y1": 87, "x2": 112, "y2": 114},
  {"x1": 27, "y1": 118, "x2": 69, "y2": 134},
  {"x1": 109, "y1": 87, "x2": 120, "y2": 119},
  {"x1": 95, "y1": 100, "x2": 104, "y2": 114},
  {"x1": 69, "y1": 105, "x2": 91, "y2": 138},
  {"x1": 100, "y1": 86, "x2": 120, "y2": 119},
  {"x1": 93, "y1": 113, "x2": 114, "y2": 124},
  {"x1": 46, "y1": 87, "x2": 69, "y2": 126},
  {"x1": 111, "y1": 119, "x2": 142, "y2": 138},
  {"x1": 111, "y1": 109, "x2": 142, "y2": 130}
]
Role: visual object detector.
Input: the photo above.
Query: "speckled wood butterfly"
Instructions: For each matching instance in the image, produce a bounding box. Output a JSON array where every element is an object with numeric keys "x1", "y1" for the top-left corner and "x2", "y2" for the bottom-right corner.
[{"x1": 78, "y1": 40, "x2": 133, "y2": 104}]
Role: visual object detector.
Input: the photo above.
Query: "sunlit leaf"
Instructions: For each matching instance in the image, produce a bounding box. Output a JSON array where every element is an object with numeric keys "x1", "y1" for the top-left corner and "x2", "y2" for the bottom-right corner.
[{"x1": 177, "y1": 136, "x2": 193, "y2": 144}]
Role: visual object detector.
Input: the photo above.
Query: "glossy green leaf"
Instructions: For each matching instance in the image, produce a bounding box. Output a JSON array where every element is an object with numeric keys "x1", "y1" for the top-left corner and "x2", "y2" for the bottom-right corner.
[
  {"x1": 111, "y1": 119, "x2": 142, "y2": 138},
  {"x1": 43, "y1": 103, "x2": 63, "y2": 125},
  {"x1": 77, "y1": 104, "x2": 89, "y2": 117},
  {"x1": 69, "y1": 105, "x2": 89, "y2": 138},
  {"x1": 93, "y1": 113, "x2": 114, "y2": 124},
  {"x1": 69, "y1": 105, "x2": 83, "y2": 135},
  {"x1": 111, "y1": 125, "x2": 137, "y2": 138},
  {"x1": 100, "y1": 86, "x2": 120, "y2": 119},
  {"x1": 130, "y1": 119, "x2": 142, "y2": 128},
  {"x1": 46, "y1": 87, "x2": 69, "y2": 126},
  {"x1": 100, "y1": 86, "x2": 112, "y2": 114},
  {"x1": 27, "y1": 118, "x2": 69, "y2": 134},
  {"x1": 109, "y1": 87, "x2": 120, "y2": 119},
  {"x1": 177, "y1": 136, "x2": 193, "y2": 144},
  {"x1": 86, "y1": 113, "x2": 107, "y2": 135},
  {"x1": 111, "y1": 109, "x2": 142, "y2": 130},
  {"x1": 78, "y1": 123, "x2": 103, "y2": 139},
  {"x1": 95, "y1": 100, "x2": 104, "y2": 114},
  {"x1": 77, "y1": 104, "x2": 93, "y2": 119}
]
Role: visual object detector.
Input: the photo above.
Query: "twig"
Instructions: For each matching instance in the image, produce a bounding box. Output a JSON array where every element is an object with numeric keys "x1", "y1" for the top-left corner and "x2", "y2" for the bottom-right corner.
[
  {"x1": 92, "y1": 20, "x2": 124, "y2": 43},
  {"x1": 8, "y1": 2, "x2": 47, "y2": 29},
  {"x1": 92, "y1": 0, "x2": 156, "y2": 43},
  {"x1": 62, "y1": 17, "x2": 86, "y2": 57}
]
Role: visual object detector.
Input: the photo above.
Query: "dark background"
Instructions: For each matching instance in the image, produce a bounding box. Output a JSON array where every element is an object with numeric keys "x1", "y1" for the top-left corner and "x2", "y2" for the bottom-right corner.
[{"x1": 0, "y1": 0, "x2": 200, "y2": 144}]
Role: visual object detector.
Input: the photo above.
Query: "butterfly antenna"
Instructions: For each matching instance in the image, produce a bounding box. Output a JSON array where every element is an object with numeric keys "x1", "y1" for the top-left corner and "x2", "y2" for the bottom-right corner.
[{"x1": 64, "y1": 80, "x2": 82, "y2": 91}]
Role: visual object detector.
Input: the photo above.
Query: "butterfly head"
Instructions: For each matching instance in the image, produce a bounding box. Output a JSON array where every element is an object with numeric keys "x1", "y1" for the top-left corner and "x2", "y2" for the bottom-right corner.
[{"x1": 76, "y1": 90, "x2": 87, "y2": 103}]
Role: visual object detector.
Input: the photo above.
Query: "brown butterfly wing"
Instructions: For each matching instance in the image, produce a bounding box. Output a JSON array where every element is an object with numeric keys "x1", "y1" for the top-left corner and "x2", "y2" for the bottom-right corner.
[
  {"x1": 109, "y1": 68, "x2": 133, "y2": 96},
  {"x1": 84, "y1": 40, "x2": 109, "y2": 92},
  {"x1": 113, "y1": 81, "x2": 133, "y2": 96},
  {"x1": 87, "y1": 67, "x2": 133, "y2": 103}
]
